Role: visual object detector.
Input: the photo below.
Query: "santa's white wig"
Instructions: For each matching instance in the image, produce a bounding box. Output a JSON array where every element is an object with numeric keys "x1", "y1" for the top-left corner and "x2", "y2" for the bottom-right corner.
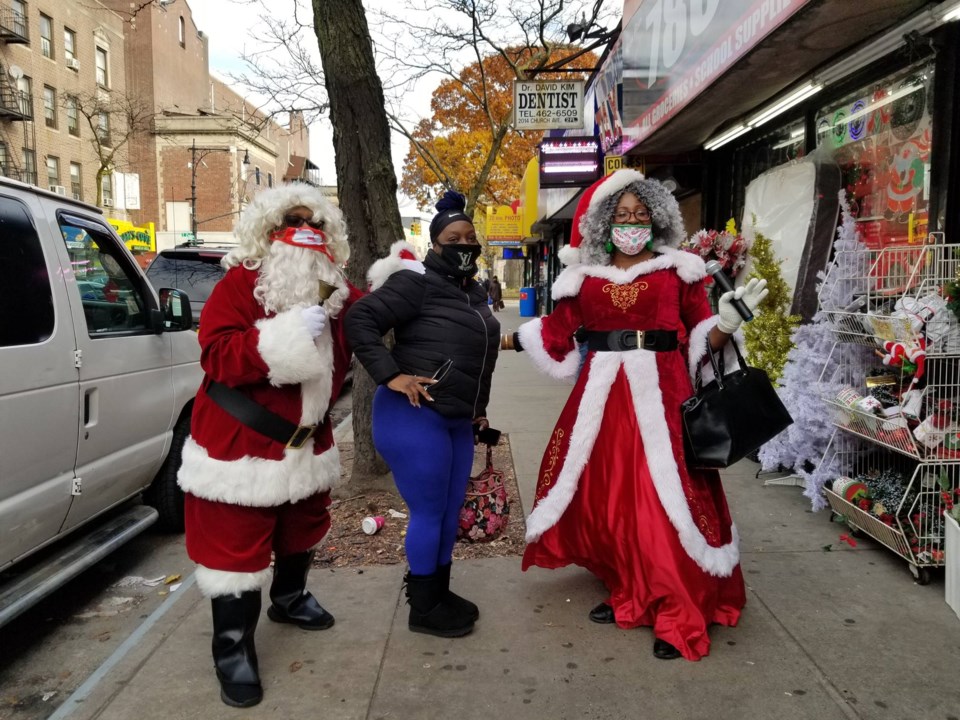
[
  {"x1": 224, "y1": 183, "x2": 349, "y2": 269},
  {"x1": 567, "y1": 173, "x2": 685, "y2": 267}
]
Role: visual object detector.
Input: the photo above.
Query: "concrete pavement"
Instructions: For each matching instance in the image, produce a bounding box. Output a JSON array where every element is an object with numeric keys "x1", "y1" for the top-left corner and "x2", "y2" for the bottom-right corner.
[{"x1": 54, "y1": 301, "x2": 960, "y2": 720}]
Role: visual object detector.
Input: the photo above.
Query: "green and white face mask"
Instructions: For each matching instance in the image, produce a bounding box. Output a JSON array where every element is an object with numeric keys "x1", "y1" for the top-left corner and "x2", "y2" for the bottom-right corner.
[{"x1": 610, "y1": 224, "x2": 653, "y2": 255}]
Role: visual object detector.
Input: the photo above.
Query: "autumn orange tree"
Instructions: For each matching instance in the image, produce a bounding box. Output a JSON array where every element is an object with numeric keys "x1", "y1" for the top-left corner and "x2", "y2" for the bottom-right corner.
[{"x1": 398, "y1": 48, "x2": 596, "y2": 214}]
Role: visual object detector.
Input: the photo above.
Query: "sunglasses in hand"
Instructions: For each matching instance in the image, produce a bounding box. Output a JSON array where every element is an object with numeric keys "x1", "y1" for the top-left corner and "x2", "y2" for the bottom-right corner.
[{"x1": 284, "y1": 215, "x2": 325, "y2": 231}]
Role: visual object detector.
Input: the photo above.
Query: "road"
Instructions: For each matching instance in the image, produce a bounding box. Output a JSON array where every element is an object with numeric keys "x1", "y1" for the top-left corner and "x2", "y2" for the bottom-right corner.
[{"x1": 0, "y1": 387, "x2": 353, "y2": 720}]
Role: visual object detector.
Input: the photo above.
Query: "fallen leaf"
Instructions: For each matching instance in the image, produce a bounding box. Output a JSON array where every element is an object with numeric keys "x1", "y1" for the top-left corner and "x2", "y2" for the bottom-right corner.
[
  {"x1": 163, "y1": 574, "x2": 181, "y2": 585},
  {"x1": 289, "y1": 660, "x2": 303, "y2": 673}
]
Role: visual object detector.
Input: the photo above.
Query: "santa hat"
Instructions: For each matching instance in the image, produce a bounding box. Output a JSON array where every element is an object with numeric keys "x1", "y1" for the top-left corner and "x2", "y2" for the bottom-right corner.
[
  {"x1": 558, "y1": 168, "x2": 684, "y2": 266},
  {"x1": 367, "y1": 240, "x2": 425, "y2": 291}
]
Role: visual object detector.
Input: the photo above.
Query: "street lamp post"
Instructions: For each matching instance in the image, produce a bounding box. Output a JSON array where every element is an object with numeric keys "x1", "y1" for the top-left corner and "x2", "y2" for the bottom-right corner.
[{"x1": 188, "y1": 139, "x2": 250, "y2": 243}]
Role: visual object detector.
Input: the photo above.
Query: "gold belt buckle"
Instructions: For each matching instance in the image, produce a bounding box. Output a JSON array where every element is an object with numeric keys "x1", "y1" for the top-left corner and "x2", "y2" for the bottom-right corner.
[
  {"x1": 635, "y1": 330, "x2": 645, "y2": 349},
  {"x1": 286, "y1": 425, "x2": 317, "y2": 450}
]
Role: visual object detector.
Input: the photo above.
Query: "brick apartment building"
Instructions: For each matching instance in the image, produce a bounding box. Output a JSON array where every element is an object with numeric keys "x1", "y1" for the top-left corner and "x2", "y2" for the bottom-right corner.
[{"x1": 2, "y1": 0, "x2": 324, "y2": 250}]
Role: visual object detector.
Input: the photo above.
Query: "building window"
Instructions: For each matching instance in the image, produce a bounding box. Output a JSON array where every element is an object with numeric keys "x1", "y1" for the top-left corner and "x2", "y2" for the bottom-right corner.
[
  {"x1": 70, "y1": 162, "x2": 82, "y2": 200},
  {"x1": 101, "y1": 174, "x2": 113, "y2": 207},
  {"x1": 43, "y1": 86, "x2": 57, "y2": 129},
  {"x1": 0, "y1": 142, "x2": 7, "y2": 176},
  {"x1": 64, "y1": 28, "x2": 77, "y2": 61},
  {"x1": 179, "y1": 16, "x2": 185, "y2": 47},
  {"x1": 10, "y1": 1, "x2": 26, "y2": 38},
  {"x1": 17, "y1": 76, "x2": 32, "y2": 118},
  {"x1": 40, "y1": 14, "x2": 54, "y2": 59},
  {"x1": 267, "y1": 172, "x2": 273, "y2": 188},
  {"x1": 95, "y1": 47, "x2": 109, "y2": 88},
  {"x1": 66, "y1": 95, "x2": 79, "y2": 136},
  {"x1": 23, "y1": 149, "x2": 37, "y2": 186},
  {"x1": 255, "y1": 167, "x2": 261, "y2": 185},
  {"x1": 46, "y1": 156, "x2": 60, "y2": 187},
  {"x1": 97, "y1": 112, "x2": 111, "y2": 147}
]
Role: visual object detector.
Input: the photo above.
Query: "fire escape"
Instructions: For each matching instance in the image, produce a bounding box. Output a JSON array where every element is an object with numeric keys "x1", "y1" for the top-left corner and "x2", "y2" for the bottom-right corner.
[{"x1": 0, "y1": 3, "x2": 32, "y2": 182}]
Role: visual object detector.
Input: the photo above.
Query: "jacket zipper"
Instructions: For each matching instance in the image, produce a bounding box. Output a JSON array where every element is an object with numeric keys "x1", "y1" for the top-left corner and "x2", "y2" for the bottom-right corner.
[{"x1": 465, "y1": 288, "x2": 489, "y2": 417}]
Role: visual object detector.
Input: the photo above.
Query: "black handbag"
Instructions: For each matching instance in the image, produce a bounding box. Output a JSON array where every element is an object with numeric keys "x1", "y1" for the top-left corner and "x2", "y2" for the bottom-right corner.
[{"x1": 681, "y1": 338, "x2": 793, "y2": 469}]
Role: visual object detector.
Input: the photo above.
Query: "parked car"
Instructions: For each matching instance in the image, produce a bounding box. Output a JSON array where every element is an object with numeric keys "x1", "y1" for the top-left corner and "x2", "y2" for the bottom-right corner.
[
  {"x1": 0, "y1": 178, "x2": 201, "y2": 628},
  {"x1": 145, "y1": 245, "x2": 230, "y2": 327}
]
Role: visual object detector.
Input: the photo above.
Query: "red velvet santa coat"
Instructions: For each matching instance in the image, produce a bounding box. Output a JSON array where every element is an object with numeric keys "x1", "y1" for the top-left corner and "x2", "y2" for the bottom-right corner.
[
  {"x1": 177, "y1": 266, "x2": 362, "y2": 507},
  {"x1": 520, "y1": 247, "x2": 745, "y2": 660}
]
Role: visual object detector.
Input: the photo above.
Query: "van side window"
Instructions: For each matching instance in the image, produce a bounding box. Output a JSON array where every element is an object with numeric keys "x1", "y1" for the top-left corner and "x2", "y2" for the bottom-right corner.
[
  {"x1": 0, "y1": 196, "x2": 54, "y2": 346},
  {"x1": 59, "y1": 217, "x2": 148, "y2": 335}
]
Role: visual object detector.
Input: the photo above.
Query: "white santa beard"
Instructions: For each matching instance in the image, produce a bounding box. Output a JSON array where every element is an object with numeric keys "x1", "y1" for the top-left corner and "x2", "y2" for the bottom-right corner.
[{"x1": 255, "y1": 241, "x2": 348, "y2": 317}]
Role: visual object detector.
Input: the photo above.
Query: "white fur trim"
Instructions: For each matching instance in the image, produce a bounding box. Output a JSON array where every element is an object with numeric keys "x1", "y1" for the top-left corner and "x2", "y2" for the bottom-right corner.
[
  {"x1": 558, "y1": 245, "x2": 581, "y2": 266},
  {"x1": 623, "y1": 351, "x2": 739, "y2": 576},
  {"x1": 256, "y1": 307, "x2": 325, "y2": 386},
  {"x1": 195, "y1": 566, "x2": 272, "y2": 598},
  {"x1": 367, "y1": 240, "x2": 425, "y2": 290},
  {"x1": 517, "y1": 318, "x2": 581, "y2": 382},
  {"x1": 524, "y1": 352, "x2": 620, "y2": 540},
  {"x1": 178, "y1": 437, "x2": 342, "y2": 506},
  {"x1": 687, "y1": 317, "x2": 745, "y2": 387},
  {"x1": 551, "y1": 248, "x2": 706, "y2": 301},
  {"x1": 301, "y1": 328, "x2": 334, "y2": 424},
  {"x1": 588, "y1": 169, "x2": 645, "y2": 210}
]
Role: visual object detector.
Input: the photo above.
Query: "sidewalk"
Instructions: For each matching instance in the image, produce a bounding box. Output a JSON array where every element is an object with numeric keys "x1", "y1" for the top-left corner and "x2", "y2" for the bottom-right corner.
[{"x1": 59, "y1": 301, "x2": 960, "y2": 720}]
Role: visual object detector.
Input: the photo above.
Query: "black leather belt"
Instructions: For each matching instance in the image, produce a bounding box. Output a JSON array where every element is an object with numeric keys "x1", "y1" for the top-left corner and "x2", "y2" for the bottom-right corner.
[
  {"x1": 207, "y1": 380, "x2": 317, "y2": 449},
  {"x1": 583, "y1": 329, "x2": 678, "y2": 352}
]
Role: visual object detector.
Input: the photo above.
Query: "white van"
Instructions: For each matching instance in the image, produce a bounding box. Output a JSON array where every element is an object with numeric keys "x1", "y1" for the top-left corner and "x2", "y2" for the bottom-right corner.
[{"x1": 0, "y1": 179, "x2": 201, "y2": 627}]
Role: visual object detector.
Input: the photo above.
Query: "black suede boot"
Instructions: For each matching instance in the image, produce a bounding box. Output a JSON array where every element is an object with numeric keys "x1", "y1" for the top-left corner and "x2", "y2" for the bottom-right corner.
[
  {"x1": 404, "y1": 571, "x2": 474, "y2": 638},
  {"x1": 437, "y1": 562, "x2": 479, "y2": 622},
  {"x1": 211, "y1": 591, "x2": 263, "y2": 708},
  {"x1": 267, "y1": 550, "x2": 335, "y2": 630}
]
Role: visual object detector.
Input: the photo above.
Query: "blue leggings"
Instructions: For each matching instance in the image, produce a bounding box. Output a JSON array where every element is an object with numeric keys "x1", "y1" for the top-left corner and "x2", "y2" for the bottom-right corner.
[{"x1": 372, "y1": 386, "x2": 475, "y2": 575}]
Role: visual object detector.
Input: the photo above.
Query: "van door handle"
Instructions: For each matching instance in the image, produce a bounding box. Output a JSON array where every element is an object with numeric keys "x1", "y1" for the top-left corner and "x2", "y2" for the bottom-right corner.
[{"x1": 84, "y1": 388, "x2": 98, "y2": 427}]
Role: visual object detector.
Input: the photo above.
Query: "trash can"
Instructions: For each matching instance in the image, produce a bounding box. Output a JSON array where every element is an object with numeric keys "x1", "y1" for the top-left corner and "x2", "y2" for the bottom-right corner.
[{"x1": 519, "y1": 286, "x2": 536, "y2": 317}]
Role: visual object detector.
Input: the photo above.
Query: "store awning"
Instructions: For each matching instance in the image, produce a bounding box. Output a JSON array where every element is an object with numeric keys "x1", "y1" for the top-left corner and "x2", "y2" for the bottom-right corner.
[{"x1": 627, "y1": 0, "x2": 933, "y2": 156}]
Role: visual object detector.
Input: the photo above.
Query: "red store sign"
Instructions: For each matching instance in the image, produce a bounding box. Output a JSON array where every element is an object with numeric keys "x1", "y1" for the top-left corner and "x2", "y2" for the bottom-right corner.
[{"x1": 620, "y1": 0, "x2": 813, "y2": 153}]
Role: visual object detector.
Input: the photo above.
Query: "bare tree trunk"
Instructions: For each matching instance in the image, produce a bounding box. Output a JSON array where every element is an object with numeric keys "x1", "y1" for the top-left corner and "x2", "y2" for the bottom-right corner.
[{"x1": 314, "y1": 0, "x2": 401, "y2": 487}]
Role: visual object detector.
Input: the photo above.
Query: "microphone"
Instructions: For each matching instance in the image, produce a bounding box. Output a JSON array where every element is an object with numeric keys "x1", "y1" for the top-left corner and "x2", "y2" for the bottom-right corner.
[{"x1": 705, "y1": 260, "x2": 753, "y2": 322}]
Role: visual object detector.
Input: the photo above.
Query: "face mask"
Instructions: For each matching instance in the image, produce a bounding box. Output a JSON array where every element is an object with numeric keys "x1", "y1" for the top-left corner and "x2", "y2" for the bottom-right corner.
[
  {"x1": 437, "y1": 243, "x2": 482, "y2": 277},
  {"x1": 269, "y1": 226, "x2": 335, "y2": 263},
  {"x1": 610, "y1": 224, "x2": 653, "y2": 255}
]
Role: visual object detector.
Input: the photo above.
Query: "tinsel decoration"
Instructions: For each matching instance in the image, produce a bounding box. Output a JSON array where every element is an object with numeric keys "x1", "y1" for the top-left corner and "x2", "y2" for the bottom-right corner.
[
  {"x1": 742, "y1": 222, "x2": 800, "y2": 385},
  {"x1": 858, "y1": 467, "x2": 912, "y2": 519},
  {"x1": 942, "y1": 267, "x2": 960, "y2": 322}
]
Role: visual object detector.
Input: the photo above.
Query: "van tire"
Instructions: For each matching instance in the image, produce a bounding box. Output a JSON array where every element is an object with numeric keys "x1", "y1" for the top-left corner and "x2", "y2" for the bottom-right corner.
[{"x1": 145, "y1": 415, "x2": 190, "y2": 533}]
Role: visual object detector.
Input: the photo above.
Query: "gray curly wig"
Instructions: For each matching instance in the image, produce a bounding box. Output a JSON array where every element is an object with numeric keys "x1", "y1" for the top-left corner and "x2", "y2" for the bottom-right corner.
[
  {"x1": 576, "y1": 177, "x2": 685, "y2": 266},
  {"x1": 224, "y1": 183, "x2": 349, "y2": 269}
]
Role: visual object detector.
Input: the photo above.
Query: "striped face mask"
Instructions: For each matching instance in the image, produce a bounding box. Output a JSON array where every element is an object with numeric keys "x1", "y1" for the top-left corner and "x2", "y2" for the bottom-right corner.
[{"x1": 610, "y1": 224, "x2": 653, "y2": 255}]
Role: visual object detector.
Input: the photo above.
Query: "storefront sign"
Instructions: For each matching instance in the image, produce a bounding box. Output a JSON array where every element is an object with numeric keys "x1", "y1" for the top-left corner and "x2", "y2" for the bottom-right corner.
[
  {"x1": 539, "y1": 136, "x2": 601, "y2": 188},
  {"x1": 595, "y1": 37, "x2": 624, "y2": 153},
  {"x1": 486, "y1": 205, "x2": 523, "y2": 242},
  {"x1": 514, "y1": 80, "x2": 585, "y2": 131},
  {"x1": 108, "y1": 219, "x2": 156, "y2": 252},
  {"x1": 621, "y1": 0, "x2": 813, "y2": 152}
]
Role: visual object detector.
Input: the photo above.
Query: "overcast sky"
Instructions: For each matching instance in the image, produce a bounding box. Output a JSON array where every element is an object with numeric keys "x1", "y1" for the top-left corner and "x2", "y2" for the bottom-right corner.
[{"x1": 187, "y1": 0, "x2": 432, "y2": 213}]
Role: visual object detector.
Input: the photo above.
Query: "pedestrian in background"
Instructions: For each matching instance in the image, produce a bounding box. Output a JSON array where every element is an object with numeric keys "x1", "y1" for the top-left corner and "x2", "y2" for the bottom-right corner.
[
  {"x1": 489, "y1": 275, "x2": 503, "y2": 311},
  {"x1": 345, "y1": 190, "x2": 500, "y2": 638},
  {"x1": 177, "y1": 184, "x2": 362, "y2": 707},
  {"x1": 502, "y1": 169, "x2": 767, "y2": 661}
]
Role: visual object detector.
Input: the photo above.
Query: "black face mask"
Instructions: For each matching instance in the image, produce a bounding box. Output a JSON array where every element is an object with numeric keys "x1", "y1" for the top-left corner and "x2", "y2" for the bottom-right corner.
[{"x1": 435, "y1": 244, "x2": 482, "y2": 277}]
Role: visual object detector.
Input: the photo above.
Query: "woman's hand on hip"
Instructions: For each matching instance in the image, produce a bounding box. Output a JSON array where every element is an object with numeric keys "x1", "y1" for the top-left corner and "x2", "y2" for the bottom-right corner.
[{"x1": 387, "y1": 374, "x2": 436, "y2": 407}]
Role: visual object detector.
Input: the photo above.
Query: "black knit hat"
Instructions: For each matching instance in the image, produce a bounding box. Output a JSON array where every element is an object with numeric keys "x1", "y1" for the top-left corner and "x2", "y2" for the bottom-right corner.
[{"x1": 429, "y1": 190, "x2": 472, "y2": 241}]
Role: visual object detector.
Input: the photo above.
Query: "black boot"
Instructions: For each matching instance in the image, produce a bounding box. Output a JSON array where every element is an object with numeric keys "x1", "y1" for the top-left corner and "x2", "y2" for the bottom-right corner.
[
  {"x1": 437, "y1": 562, "x2": 479, "y2": 622},
  {"x1": 404, "y1": 571, "x2": 474, "y2": 638},
  {"x1": 266, "y1": 550, "x2": 335, "y2": 630},
  {"x1": 211, "y1": 591, "x2": 263, "y2": 708}
]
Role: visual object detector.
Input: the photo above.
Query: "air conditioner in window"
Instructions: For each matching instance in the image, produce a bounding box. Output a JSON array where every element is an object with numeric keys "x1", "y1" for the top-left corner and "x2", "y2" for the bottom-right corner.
[
  {"x1": 102, "y1": 199, "x2": 113, "y2": 207},
  {"x1": 49, "y1": 185, "x2": 67, "y2": 196},
  {"x1": 67, "y1": 58, "x2": 80, "y2": 71},
  {"x1": 72, "y1": 193, "x2": 82, "y2": 201}
]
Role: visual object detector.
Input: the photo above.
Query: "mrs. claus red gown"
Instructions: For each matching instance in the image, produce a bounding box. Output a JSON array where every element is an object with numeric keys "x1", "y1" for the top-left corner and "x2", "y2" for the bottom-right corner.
[{"x1": 519, "y1": 247, "x2": 745, "y2": 661}]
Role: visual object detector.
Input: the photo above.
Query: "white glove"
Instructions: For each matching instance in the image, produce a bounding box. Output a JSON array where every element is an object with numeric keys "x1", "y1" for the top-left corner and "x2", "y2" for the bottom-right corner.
[
  {"x1": 300, "y1": 305, "x2": 327, "y2": 338},
  {"x1": 717, "y1": 277, "x2": 769, "y2": 334}
]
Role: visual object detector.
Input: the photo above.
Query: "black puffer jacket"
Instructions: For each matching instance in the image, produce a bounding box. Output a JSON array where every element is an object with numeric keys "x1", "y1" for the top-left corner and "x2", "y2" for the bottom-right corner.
[{"x1": 345, "y1": 251, "x2": 500, "y2": 419}]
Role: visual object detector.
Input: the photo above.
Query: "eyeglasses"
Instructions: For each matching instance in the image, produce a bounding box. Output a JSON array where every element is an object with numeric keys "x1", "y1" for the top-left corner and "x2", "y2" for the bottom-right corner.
[
  {"x1": 613, "y1": 209, "x2": 651, "y2": 223},
  {"x1": 284, "y1": 215, "x2": 325, "y2": 231}
]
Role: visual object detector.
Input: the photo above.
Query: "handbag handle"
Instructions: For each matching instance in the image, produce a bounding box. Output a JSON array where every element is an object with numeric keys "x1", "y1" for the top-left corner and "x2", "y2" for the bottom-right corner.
[{"x1": 700, "y1": 336, "x2": 747, "y2": 390}]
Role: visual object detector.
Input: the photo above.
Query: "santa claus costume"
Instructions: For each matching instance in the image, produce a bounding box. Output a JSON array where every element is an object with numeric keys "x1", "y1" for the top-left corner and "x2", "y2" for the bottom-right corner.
[
  {"x1": 516, "y1": 170, "x2": 747, "y2": 662},
  {"x1": 177, "y1": 183, "x2": 362, "y2": 707}
]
